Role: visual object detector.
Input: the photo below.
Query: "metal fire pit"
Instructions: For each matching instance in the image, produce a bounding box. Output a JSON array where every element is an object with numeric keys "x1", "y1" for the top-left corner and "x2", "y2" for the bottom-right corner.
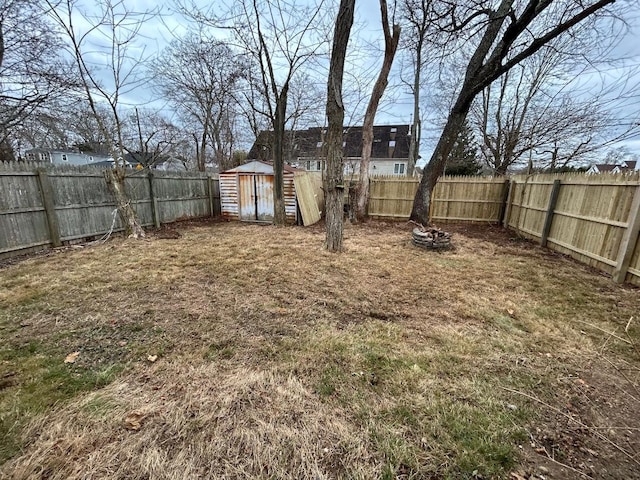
[{"x1": 412, "y1": 227, "x2": 452, "y2": 250}]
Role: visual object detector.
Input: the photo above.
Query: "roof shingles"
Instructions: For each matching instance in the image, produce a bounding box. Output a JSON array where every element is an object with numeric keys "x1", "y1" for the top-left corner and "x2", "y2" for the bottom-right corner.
[{"x1": 247, "y1": 125, "x2": 411, "y2": 162}]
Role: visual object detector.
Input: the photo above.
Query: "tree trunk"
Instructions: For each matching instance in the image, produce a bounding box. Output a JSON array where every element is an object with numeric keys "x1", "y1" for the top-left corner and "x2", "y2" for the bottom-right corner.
[
  {"x1": 410, "y1": 0, "x2": 617, "y2": 223},
  {"x1": 353, "y1": 0, "x2": 401, "y2": 222},
  {"x1": 407, "y1": 37, "x2": 423, "y2": 177},
  {"x1": 325, "y1": 0, "x2": 355, "y2": 252},
  {"x1": 104, "y1": 168, "x2": 145, "y2": 238},
  {"x1": 410, "y1": 108, "x2": 468, "y2": 223},
  {"x1": 272, "y1": 86, "x2": 288, "y2": 225},
  {"x1": 198, "y1": 117, "x2": 209, "y2": 172}
]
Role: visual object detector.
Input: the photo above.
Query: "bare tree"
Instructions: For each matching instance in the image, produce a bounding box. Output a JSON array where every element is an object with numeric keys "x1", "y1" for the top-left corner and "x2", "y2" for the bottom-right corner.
[
  {"x1": 325, "y1": 0, "x2": 355, "y2": 252},
  {"x1": 180, "y1": 0, "x2": 330, "y2": 224},
  {"x1": 44, "y1": 0, "x2": 159, "y2": 238},
  {"x1": 410, "y1": 0, "x2": 620, "y2": 223},
  {"x1": 0, "y1": 0, "x2": 71, "y2": 159},
  {"x1": 399, "y1": 0, "x2": 438, "y2": 177},
  {"x1": 123, "y1": 108, "x2": 192, "y2": 169},
  {"x1": 154, "y1": 34, "x2": 244, "y2": 172},
  {"x1": 469, "y1": 29, "x2": 638, "y2": 174},
  {"x1": 353, "y1": 0, "x2": 401, "y2": 222}
]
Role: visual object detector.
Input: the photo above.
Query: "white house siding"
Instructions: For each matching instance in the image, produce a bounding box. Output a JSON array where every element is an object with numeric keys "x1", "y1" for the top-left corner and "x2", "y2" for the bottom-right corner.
[
  {"x1": 25, "y1": 149, "x2": 111, "y2": 166},
  {"x1": 343, "y1": 158, "x2": 408, "y2": 176},
  {"x1": 297, "y1": 157, "x2": 409, "y2": 176},
  {"x1": 370, "y1": 160, "x2": 408, "y2": 176}
]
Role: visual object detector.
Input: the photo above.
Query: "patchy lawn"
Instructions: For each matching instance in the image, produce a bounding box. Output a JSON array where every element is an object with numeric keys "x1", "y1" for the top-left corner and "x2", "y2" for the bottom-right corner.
[{"x1": 0, "y1": 220, "x2": 638, "y2": 479}]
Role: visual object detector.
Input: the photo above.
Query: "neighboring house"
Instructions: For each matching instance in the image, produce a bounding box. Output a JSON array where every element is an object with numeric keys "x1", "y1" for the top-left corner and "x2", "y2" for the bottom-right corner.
[
  {"x1": 588, "y1": 160, "x2": 639, "y2": 174},
  {"x1": 154, "y1": 158, "x2": 187, "y2": 171},
  {"x1": 247, "y1": 124, "x2": 412, "y2": 176},
  {"x1": 25, "y1": 148, "x2": 111, "y2": 166},
  {"x1": 91, "y1": 159, "x2": 143, "y2": 170}
]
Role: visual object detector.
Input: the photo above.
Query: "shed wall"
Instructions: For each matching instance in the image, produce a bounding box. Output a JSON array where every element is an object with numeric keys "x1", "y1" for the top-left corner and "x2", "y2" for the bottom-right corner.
[{"x1": 219, "y1": 171, "x2": 296, "y2": 223}]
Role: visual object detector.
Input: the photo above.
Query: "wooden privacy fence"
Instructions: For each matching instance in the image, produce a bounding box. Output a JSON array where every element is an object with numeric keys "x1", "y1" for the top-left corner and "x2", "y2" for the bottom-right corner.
[
  {"x1": 505, "y1": 173, "x2": 640, "y2": 286},
  {"x1": 0, "y1": 162, "x2": 221, "y2": 259},
  {"x1": 368, "y1": 176, "x2": 420, "y2": 218},
  {"x1": 367, "y1": 175, "x2": 509, "y2": 222},
  {"x1": 367, "y1": 172, "x2": 640, "y2": 286}
]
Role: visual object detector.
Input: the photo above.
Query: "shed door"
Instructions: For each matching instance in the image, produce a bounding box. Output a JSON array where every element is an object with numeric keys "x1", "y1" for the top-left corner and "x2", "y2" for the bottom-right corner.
[
  {"x1": 255, "y1": 174, "x2": 274, "y2": 221},
  {"x1": 238, "y1": 174, "x2": 274, "y2": 222},
  {"x1": 239, "y1": 174, "x2": 256, "y2": 221}
]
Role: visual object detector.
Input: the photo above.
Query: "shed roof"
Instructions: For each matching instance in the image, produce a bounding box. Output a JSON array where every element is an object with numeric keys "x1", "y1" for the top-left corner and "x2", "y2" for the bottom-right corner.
[{"x1": 221, "y1": 160, "x2": 304, "y2": 174}]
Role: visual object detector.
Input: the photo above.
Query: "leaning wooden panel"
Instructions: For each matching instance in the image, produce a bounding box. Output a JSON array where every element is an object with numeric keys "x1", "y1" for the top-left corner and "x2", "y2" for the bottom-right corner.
[
  {"x1": 293, "y1": 173, "x2": 321, "y2": 226},
  {"x1": 627, "y1": 234, "x2": 640, "y2": 286},
  {"x1": 303, "y1": 172, "x2": 324, "y2": 212}
]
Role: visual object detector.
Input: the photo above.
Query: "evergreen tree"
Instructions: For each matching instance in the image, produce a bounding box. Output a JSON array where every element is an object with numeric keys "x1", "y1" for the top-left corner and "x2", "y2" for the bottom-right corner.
[{"x1": 444, "y1": 119, "x2": 482, "y2": 176}]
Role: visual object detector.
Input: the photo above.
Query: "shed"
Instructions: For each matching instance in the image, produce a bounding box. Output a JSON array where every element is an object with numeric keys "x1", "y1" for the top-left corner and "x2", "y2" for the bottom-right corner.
[{"x1": 220, "y1": 160, "x2": 321, "y2": 225}]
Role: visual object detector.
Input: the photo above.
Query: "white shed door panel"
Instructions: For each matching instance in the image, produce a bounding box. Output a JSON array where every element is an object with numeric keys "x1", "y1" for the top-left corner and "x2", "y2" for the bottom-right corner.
[
  {"x1": 239, "y1": 174, "x2": 256, "y2": 221},
  {"x1": 255, "y1": 175, "x2": 274, "y2": 221}
]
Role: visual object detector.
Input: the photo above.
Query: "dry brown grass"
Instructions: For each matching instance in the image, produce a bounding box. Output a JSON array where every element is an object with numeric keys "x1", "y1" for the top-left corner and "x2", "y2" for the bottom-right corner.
[{"x1": 0, "y1": 220, "x2": 639, "y2": 479}]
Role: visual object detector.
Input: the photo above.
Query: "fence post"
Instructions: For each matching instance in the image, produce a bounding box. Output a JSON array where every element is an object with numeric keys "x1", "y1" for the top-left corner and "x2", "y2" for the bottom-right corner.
[
  {"x1": 541, "y1": 179, "x2": 561, "y2": 247},
  {"x1": 499, "y1": 179, "x2": 512, "y2": 226},
  {"x1": 612, "y1": 184, "x2": 640, "y2": 284},
  {"x1": 148, "y1": 171, "x2": 160, "y2": 228},
  {"x1": 36, "y1": 169, "x2": 62, "y2": 247}
]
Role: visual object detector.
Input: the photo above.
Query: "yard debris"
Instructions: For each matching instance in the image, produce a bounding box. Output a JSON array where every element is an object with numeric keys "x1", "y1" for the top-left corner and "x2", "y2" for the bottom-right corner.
[
  {"x1": 64, "y1": 351, "x2": 80, "y2": 364},
  {"x1": 123, "y1": 410, "x2": 146, "y2": 431}
]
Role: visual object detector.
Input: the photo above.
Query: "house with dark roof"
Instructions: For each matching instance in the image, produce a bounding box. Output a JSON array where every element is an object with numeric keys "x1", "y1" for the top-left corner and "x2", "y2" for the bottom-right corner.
[
  {"x1": 247, "y1": 124, "x2": 412, "y2": 176},
  {"x1": 25, "y1": 148, "x2": 112, "y2": 166},
  {"x1": 587, "y1": 160, "x2": 639, "y2": 174}
]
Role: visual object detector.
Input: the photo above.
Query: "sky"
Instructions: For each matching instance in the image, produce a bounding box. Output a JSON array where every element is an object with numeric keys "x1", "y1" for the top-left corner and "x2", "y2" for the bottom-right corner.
[{"x1": 68, "y1": 0, "x2": 640, "y2": 166}]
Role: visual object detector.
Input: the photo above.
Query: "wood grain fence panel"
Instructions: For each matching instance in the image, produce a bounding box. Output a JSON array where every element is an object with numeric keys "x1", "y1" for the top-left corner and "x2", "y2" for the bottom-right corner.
[
  {"x1": 368, "y1": 176, "x2": 418, "y2": 218},
  {"x1": 124, "y1": 175, "x2": 154, "y2": 226},
  {"x1": 152, "y1": 172, "x2": 210, "y2": 223},
  {"x1": 508, "y1": 176, "x2": 552, "y2": 239},
  {"x1": 0, "y1": 172, "x2": 50, "y2": 254},
  {"x1": 546, "y1": 180, "x2": 637, "y2": 274},
  {"x1": 0, "y1": 164, "x2": 220, "y2": 257},
  {"x1": 48, "y1": 173, "x2": 120, "y2": 239},
  {"x1": 432, "y1": 176, "x2": 507, "y2": 223}
]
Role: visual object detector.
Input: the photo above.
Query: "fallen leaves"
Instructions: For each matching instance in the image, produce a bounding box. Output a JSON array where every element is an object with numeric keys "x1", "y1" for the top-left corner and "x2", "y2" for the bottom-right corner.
[
  {"x1": 64, "y1": 352, "x2": 80, "y2": 364},
  {"x1": 123, "y1": 410, "x2": 146, "y2": 431}
]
